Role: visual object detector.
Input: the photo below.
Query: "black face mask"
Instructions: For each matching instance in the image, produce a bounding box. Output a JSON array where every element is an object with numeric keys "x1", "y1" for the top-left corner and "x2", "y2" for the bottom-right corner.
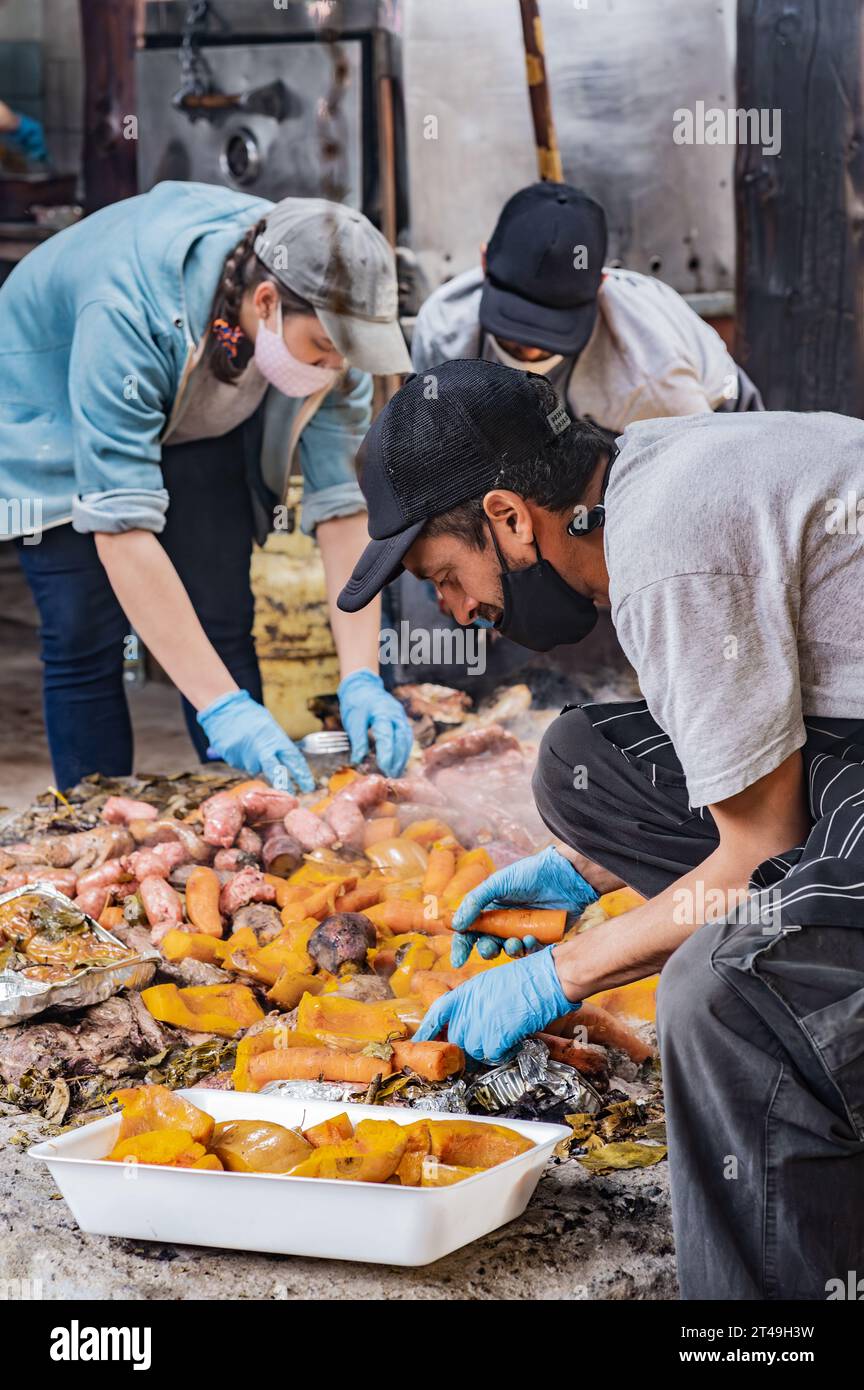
[
  {"x1": 489, "y1": 527, "x2": 599, "y2": 650},
  {"x1": 487, "y1": 447, "x2": 615, "y2": 651}
]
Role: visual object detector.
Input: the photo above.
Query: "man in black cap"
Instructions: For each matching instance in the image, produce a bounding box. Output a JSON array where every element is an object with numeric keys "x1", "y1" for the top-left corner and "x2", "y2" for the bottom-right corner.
[
  {"x1": 411, "y1": 182, "x2": 763, "y2": 429},
  {"x1": 338, "y1": 359, "x2": 864, "y2": 1301}
]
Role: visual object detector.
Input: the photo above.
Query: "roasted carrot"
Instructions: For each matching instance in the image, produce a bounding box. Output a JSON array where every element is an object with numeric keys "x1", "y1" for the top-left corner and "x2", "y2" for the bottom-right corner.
[
  {"x1": 391, "y1": 1039, "x2": 464, "y2": 1081},
  {"x1": 363, "y1": 817, "x2": 400, "y2": 849},
  {"x1": 426, "y1": 933, "x2": 456, "y2": 959},
  {"x1": 562, "y1": 1000, "x2": 653, "y2": 1064},
  {"x1": 411, "y1": 970, "x2": 455, "y2": 1008},
  {"x1": 370, "y1": 799, "x2": 399, "y2": 819},
  {"x1": 535, "y1": 1032, "x2": 608, "y2": 1076},
  {"x1": 335, "y1": 878, "x2": 383, "y2": 913},
  {"x1": 422, "y1": 846, "x2": 456, "y2": 897},
  {"x1": 302, "y1": 878, "x2": 357, "y2": 919},
  {"x1": 184, "y1": 866, "x2": 224, "y2": 937},
  {"x1": 473, "y1": 907, "x2": 566, "y2": 944},
  {"x1": 363, "y1": 900, "x2": 452, "y2": 935},
  {"x1": 247, "y1": 1046, "x2": 393, "y2": 1088},
  {"x1": 441, "y1": 863, "x2": 487, "y2": 907}
]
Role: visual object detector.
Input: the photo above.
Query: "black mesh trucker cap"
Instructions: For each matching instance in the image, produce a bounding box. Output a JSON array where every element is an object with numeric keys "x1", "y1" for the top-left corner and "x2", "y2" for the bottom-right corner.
[{"x1": 337, "y1": 358, "x2": 572, "y2": 612}]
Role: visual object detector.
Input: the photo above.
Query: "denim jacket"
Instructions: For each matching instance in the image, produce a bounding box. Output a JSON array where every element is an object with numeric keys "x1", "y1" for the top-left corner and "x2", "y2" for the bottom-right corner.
[{"x1": 0, "y1": 181, "x2": 368, "y2": 540}]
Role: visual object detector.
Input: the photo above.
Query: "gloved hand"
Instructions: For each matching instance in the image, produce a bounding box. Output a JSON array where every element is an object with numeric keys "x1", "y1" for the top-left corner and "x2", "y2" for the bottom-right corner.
[
  {"x1": 338, "y1": 668, "x2": 413, "y2": 778},
  {"x1": 198, "y1": 689, "x2": 315, "y2": 792},
  {"x1": 450, "y1": 846, "x2": 598, "y2": 967},
  {"x1": 414, "y1": 946, "x2": 577, "y2": 1064},
  {"x1": 6, "y1": 113, "x2": 48, "y2": 164}
]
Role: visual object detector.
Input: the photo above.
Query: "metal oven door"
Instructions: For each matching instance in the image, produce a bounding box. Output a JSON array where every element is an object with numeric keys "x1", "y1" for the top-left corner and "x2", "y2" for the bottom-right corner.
[{"x1": 136, "y1": 39, "x2": 364, "y2": 207}]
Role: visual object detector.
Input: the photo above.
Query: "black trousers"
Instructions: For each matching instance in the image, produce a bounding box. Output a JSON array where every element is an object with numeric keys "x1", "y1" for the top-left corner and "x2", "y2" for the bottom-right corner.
[
  {"x1": 16, "y1": 420, "x2": 263, "y2": 789},
  {"x1": 533, "y1": 700, "x2": 864, "y2": 1300}
]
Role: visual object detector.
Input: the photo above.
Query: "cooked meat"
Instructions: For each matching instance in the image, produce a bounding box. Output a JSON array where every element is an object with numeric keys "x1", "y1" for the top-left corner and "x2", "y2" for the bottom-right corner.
[
  {"x1": 219, "y1": 866, "x2": 276, "y2": 916},
  {"x1": 422, "y1": 723, "x2": 520, "y2": 771},
  {"x1": 0, "y1": 991, "x2": 168, "y2": 1086}
]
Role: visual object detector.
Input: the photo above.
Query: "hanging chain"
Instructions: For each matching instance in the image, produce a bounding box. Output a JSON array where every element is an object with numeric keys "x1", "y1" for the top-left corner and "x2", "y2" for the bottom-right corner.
[{"x1": 173, "y1": 0, "x2": 216, "y2": 110}]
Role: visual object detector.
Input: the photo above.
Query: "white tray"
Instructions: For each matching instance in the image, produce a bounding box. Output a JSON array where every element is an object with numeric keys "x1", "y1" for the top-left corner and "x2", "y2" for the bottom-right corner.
[{"x1": 29, "y1": 1089, "x2": 569, "y2": 1267}]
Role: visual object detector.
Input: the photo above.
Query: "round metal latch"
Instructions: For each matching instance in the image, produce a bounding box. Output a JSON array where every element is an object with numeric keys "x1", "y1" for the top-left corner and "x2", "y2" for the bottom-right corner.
[{"x1": 220, "y1": 128, "x2": 261, "y2": 186}]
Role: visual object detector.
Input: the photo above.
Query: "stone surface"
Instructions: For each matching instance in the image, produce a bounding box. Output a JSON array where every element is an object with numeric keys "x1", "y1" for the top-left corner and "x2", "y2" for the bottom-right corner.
[{"x1": 0, "y1": 1109, "x2": 677, "y2": 1301}]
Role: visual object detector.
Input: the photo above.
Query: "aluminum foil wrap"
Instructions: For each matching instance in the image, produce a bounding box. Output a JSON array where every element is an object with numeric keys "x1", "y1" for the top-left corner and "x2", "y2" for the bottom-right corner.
[
  {"x1": 0, "y1": 882, "x2": 159, "y2": 1027},
  {"x1": 260, "y1": 1079, "x2": 369, "y2": 1104},
  {"x1": 465, "y1": 1037, "x2": 604, "y2": 1116}
]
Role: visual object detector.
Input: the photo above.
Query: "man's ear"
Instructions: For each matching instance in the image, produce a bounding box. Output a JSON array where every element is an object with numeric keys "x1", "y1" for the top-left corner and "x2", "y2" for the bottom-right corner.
[{"x1": 483, "y1": 489, "x2": 536, "y2": 546}]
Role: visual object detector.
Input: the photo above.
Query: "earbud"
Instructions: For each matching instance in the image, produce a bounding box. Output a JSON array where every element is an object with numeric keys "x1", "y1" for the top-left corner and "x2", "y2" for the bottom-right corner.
[{"x1": 567, "y1": 504, "x2": 605, "y2": 537}]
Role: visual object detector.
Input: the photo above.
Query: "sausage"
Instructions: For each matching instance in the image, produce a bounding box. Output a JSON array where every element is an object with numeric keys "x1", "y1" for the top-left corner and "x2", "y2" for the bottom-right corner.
[
  {"x1": 235, "y1": 826, "x2": 263, "y2": 857},
  {"x1": 0, "y1": 867, "x2": 78, "y2": 896},
  {"x1": 76, "y1": 860, "x2": 131, "y2": 894},
  {"x1": 324, "y1": 797, "x2": 366, "y2": 849},
  {"x1": 218, "y1": 866, "x2": 277, "y2": 916},
  {"x1": 8, "y1": 825, "x2": 134, "y2": 869},
  {"x1": 130, "y1": 820, "x2": 212, "y2": 862},
  {"x1": 387, "y1": 775, "x2": 448, "y2": 807},
  {"x1": 260, "y1": 827, "x2": 303, "y2": 876},
  {"x1": 122, "y1": 842, "x2": 188, "y2": 881},
  {"x1": 213, "y1": 848, "x2": 257, "y2": 873},
  {"x1": 101, "y1": 796, "x2": 158, "y2": 825},
  {"x1": 422, "y1": 724, "x2": 520, "y2": 771},
  {"x1": 336, "y1": 774, "x2": 389, "y2": 811},
  {"x1": 200, "y1": 792, "x2": 244, "y2": 849},
  {"x1": 139, "y1": 876, "x2": 184, "y2": 942},
  {"x1": 74, "y1": 887, "x2": 110, "y2": 919},
  {"x1": 237, "y1": 789, "x2": 298, "y2": 823},
  {"x1": 283, "y1": 807, "x2": 336, "y2": 852}
]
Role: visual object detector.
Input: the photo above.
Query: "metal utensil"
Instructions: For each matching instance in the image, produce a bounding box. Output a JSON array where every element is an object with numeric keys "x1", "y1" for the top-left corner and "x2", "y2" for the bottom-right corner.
[{"x1": 298, "y1": 730, "x2": 351, "y2": 756}]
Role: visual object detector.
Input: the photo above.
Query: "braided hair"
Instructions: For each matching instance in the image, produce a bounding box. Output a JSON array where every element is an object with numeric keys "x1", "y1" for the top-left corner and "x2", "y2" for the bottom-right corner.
[{"x1": 204, "y1": 218, "x2": 316, "y2": 384}]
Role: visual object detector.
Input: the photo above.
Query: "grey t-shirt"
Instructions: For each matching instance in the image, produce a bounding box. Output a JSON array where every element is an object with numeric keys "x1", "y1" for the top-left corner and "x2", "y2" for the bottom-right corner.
[{"x1": 604, "y1": 411, "x2": 864, "y2": 807}]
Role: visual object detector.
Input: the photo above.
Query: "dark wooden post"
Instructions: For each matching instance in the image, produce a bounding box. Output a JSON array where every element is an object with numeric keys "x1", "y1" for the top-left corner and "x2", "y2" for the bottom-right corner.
[
  {"x1": 517, "y1": 0, "x2": 563, "y2": 183},
  {"x1": 735, "y1": 0, "x2": 864, "y2": 413},
  {"x1": 78, "y1": 0, "x2": 140, "y2": 211}
]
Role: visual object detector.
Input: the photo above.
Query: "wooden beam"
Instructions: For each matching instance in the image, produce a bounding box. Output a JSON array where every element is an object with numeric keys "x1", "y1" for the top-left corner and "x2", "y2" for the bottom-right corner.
[{"x1": 735, "y1": 0, "x2": 864, "y2": 413}]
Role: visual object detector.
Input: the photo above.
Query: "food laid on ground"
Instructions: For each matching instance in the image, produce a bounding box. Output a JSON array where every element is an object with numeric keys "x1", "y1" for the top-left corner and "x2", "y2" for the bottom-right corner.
[
  {"x1": 100, "y1": 1083, "x2": 535, "y2": 1184},
  {"x1": 0, "y1": 694, "x2": 661, "y2": 1172}
]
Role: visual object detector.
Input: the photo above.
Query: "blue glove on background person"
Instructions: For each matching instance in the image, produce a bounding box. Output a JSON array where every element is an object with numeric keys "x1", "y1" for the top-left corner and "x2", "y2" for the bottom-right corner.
[
  {"x1": 338, "y1": 668, "x2": 414, "y2": 778},
  {"x1": 450, "y1": 845, "x2": 598, "y2": 967},
  {"x1": 198, "y1": 689, "x2": 315, "y2": 792},
  {"x1": 414, "y1": 945, "x2": 577, "y2": 1064},
  {"x1": 4, "y1": 112, "x2": 49, "y2": 164}
]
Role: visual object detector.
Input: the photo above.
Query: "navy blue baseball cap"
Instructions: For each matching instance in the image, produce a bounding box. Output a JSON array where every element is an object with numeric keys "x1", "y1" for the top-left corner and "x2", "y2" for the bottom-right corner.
[
  {"x1": 337, "y1": 358, "x2": 572, "y2": 612},
  {"x1": 480, "y1": 182, "x2": 607, "y2": 355}
]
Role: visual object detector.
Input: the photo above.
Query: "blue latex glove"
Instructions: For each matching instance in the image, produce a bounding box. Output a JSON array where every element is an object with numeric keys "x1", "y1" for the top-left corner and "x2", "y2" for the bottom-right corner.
[
  {"x1": 5, "y1": 113, "x2": 48, "y2": 164},
  {"x1": 337, "y1": 668, "x2": 413, "y2": 778},
  {"x1": 450, "y1": 846, "x2": 598, "y2": 967},
  {"x1": 414, "y1": 946, "x2": 577, "y2": 1064},
  {"x1": 197, "y1": 689, "x2": 315, "y2": 792}
]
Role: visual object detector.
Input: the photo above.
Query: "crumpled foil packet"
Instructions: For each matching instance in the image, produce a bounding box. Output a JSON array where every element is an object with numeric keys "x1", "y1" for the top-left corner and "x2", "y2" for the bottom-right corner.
[
  {"x1": 260, "y1": 1079, "x2": 369, "y2": 1104},
  {"x1": 0, "y1": 882, "x2": 159, "y2": 1027},
  {"x1": 465, "y1": 1037, "x2": 604, "y2": 1116}
]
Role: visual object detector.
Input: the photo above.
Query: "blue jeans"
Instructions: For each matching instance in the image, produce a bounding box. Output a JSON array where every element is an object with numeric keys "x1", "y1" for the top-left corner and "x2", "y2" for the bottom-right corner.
[{"x1": 16, "y1": 420, "x2": 263, "y2": 789}]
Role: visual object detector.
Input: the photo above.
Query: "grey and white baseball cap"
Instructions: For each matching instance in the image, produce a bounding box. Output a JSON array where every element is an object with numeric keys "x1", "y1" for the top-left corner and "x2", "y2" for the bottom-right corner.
[{"x1": 254, "y1": 198, "x2": 410, "y2": 375}]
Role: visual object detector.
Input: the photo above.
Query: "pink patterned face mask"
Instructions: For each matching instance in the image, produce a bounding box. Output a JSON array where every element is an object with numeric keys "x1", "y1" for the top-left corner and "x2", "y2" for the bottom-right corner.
[{"x1": 254, "y1": 301, "x2": 340, "y2": 397}]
